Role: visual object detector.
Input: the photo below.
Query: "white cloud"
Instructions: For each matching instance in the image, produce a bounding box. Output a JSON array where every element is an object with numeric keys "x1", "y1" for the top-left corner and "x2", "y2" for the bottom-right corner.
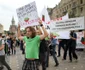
[{"x1": 0, "y1": 0, "x2": 60, "y2": 30}]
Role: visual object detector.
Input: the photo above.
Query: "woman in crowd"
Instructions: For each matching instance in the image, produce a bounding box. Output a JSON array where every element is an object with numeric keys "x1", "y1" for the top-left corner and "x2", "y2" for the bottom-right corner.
[{"x1": 18, "y1": 19, "x2": 48, "y2": 70}]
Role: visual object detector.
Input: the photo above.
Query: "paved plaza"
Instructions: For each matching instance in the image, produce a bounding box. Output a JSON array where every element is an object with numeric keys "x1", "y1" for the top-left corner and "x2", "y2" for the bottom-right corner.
[{"x1": 3, "y1": 47, "x2": 85, "y2": 70}]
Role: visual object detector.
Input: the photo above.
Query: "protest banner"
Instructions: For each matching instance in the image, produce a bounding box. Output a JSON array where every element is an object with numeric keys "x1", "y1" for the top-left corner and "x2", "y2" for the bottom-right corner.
[
  {"x1": 52, "y1": 31, "x2": 70, "y2": 39},
  {"x1": 76, "y1": 31, "x2": 85, "y2": 49},
  {"x1": 52, "y1": 13, "x2": 69, "y2": 21},
  {"x1": 16, "y1": 1, "x2": 39, "y2": 28},
  {"x1": 50, "y1": 17, "x2": 85, "y2": 32}
]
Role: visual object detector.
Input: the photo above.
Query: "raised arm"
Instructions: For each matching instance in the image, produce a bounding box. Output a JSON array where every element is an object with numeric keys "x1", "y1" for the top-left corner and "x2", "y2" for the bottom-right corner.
[
  {"x1": 38, "y1": 19, "x2": 48, "y2": 40},
  {"x1": 17, "y1": 24, "x2": 24, "y2": 40},
  {"x1": 0, "y1": 44, "x2": 4, "y2": 51},
  {"x1": 36, "y1": 26, "x2": 43, "y2": 35},
  {"x1": 0, "y1": 40, "x2": 4, "y2": 51}
]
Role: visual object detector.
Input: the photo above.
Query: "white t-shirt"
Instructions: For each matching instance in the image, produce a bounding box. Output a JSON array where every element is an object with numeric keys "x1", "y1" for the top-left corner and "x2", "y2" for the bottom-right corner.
[{"x1": 0, "y1": 38, "x2": 5, "y2": 55}]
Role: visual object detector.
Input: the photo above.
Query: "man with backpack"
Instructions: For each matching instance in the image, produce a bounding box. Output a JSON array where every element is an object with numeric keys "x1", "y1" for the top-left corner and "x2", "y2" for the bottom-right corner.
[{"x1": 0, "y1": 33, "x2": 11, "y2": 70}]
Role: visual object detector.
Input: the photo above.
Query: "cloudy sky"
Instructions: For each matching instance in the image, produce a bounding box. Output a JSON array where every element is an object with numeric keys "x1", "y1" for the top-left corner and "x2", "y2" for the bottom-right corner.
[{"x1": 0, "y1": 0, "x2": 61, "y2": 30}]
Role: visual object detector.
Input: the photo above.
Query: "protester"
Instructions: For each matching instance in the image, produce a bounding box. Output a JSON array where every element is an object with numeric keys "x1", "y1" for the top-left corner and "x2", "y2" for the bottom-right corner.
[
  {"x1": 57, "y1": 39, "x2": 65, "y2": 57},
  {"x1": 36, "y1": 26, "x2": 48, "y2": 70},
  {"x1": 0, "y1": 33, "x2": 12, "y2": 70},
  {"x1": 45, "y1": 37, "x2": 50, "y2": 67},
  {"x1": 63, "y1": 31, "x2": 78, "y2": 62},
  {"x1": 20, "y1": 39, "x2": 25, "y2": 54},
  {"x1": 13, "y1": 37, "x2": 16, "y2": 54},
  {"x1": 7, "y1": 35, "x2": 11, "y2": 55},
  {"x1": 50, "y1": 33, "x2": 59, "y2": 66},
  {"x1": 18, "y1": 19, "x2": 48, "y2": 70},
  {"x1": 69, "y1": 31, "x2": 78, "y2": 62}
]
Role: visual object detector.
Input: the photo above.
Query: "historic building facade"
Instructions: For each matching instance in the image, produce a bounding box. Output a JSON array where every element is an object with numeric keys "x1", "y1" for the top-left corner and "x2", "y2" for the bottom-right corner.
[
  {"x1": 9, "y1": 17, "x2": 17, "y2": 36},
  {"x1": 0, "y1": 24, "x2": 4, "y2": 33},
  {"x1": 47, "y1": 0, "x2": 85, "y2": 19}
]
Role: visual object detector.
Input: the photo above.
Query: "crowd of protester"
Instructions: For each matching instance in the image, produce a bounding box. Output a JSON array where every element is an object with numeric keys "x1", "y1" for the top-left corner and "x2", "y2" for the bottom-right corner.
[{"x1": 0, "y1": 19, "x2": 79, "y2": 70}]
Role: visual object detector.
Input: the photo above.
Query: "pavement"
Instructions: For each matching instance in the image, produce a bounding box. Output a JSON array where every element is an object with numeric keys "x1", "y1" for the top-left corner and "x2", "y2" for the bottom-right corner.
[{"x1": 3, "y1": 47, "x2": 85, "y2": 70}]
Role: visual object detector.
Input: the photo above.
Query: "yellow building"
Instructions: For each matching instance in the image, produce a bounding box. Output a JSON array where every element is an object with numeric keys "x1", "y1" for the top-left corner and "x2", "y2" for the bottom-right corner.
[
  {"x1": 0, "y1": 24, "x2": 4, "y2": 33},
  {"x1": 47, "y1": 0, "x2": 85, "y2": 19}
]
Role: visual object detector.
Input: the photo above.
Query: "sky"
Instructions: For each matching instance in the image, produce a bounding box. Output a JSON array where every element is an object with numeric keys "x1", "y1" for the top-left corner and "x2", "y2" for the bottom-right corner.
[{"x1": 0, "y1": 0, "x2": 61, "y2": 30}]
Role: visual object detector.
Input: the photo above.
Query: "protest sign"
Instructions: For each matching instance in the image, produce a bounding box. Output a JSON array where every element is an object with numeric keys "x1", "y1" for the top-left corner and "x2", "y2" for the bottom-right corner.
[
  {"x1": 16, "y1": 1, "x2": 39, "y2": 28},
  {"x1": 76, "y1": 31, "x2": 85, "y2": 49},
  {"x1": 52, "y1": 31, "x2": 70, "y2": 39},
  {"x1": 50, "y1": 17, "x2": 85, "y2": 32}
]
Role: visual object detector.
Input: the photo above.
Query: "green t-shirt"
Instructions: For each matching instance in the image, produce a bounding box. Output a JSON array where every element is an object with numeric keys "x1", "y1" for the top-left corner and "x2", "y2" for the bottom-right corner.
[{"x1": 23, "y1": 35, "x2": 40, "y2": 59}]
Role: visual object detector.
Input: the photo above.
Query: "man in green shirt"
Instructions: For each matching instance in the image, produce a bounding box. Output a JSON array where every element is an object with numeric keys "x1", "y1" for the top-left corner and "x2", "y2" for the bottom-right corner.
[{"x1": 18, "y1": 19, "x2": 48, "y2": 70}]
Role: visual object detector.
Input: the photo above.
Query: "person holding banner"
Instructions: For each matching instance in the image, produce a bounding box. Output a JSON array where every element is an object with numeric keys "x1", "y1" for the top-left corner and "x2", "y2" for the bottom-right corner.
[
  {"x1": 63, "y1": 31, "x2": 78, "y2": 62},
  {"x1": 57, "y1": 39, "x2": 65, "y2": 57},
  {"x1": 18, "y1": 19, "x2": 48, "y2": 70},
  {"x1": 69, "y1": 31, "x2": 78, "y2": 62}
]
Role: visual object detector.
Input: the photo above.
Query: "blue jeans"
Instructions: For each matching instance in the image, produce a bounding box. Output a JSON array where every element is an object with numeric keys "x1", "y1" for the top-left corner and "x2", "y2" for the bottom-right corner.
[{"x1": 51, "y1": 45, "x2": 59, "y2": 65}]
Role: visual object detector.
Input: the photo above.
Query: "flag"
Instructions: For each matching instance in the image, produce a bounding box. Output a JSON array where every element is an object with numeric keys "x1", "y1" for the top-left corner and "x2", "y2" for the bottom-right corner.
[
  {"x1": 40, "y1": 6, "x2": 50, "y2": 24},
  {"x1": 42, "y1": 15, "x2": 45, "y2": 21},
  {"x1": 55, "y1": 13, "x2": 69, "y2": 21}
]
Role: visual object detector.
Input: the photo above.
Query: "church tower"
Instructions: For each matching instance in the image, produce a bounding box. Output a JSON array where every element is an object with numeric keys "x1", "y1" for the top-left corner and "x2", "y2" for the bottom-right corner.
[
  {"x1": 9, "y1": 17, "x2": 17, "y2": 37},
  {"x1": 11, "y1": 17, "x2": 15, "y2": 25}
]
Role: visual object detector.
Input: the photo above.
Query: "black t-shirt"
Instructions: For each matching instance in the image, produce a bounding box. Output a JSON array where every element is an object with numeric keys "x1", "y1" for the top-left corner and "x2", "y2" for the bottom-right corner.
[
  {"x1": 70, "y1": 32, "x2": 77, "y2": 42},
  {"x1": 9, "y1": 38, "x2": 13, "y2": 48},
  {"x1": 39, "y1": 39, "x2": 48, "y2": 53},
  {"x1": 70, "y1": 32, "x2": 77, "y2": 46}
]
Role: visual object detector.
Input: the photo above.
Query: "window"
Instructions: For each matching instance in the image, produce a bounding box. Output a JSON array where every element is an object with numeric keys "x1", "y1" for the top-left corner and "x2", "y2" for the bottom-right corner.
[
  {"x1": 56, "y1": 15, "x2": 58, "y2": 18},
  {"x1": 72, "y1": 2, "x2": 76, "y2": 8},
  {"x1": 80, "y1": 0, "x2": 83, "y2": 4},
  {"x1": 64, "y1": 7, "x2": 66, "y2": 11},
  {"x1": 80, "y1": 7, "x2": 83, "y2": 12},
  {"x1": 69, "y1": 4, "x2": 71, "y2": 8},
  {"x1": 73, "y1": 8, "x2": 76, "y2": 14},
  {"x1": 67, "y1": 5, "x2": 68, "y2": 9}
]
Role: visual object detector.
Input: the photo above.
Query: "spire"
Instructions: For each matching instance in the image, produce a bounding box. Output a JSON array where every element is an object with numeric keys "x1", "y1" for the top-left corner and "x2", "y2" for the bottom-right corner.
[{"x1": 11, "y1": 16, "x2": 15, "y2": 25}]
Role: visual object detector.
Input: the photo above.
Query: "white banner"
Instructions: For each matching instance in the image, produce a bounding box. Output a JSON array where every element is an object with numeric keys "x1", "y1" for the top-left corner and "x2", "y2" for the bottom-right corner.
[
  {"x1": 52, "y1": 31, "x2": 70, "y2": 39},
  {"x1": 16, "y1": 1, "x2": 39, "y2": 28},
  {"x1": 62, "y1": 13, "x2": 69, "y2": 20},
  {"x1": 50, "y1": 17, "x2": 85, "y2": 32},
  {"x1": 76, "y1": 31, "x2": 85, "y2": 49}
]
